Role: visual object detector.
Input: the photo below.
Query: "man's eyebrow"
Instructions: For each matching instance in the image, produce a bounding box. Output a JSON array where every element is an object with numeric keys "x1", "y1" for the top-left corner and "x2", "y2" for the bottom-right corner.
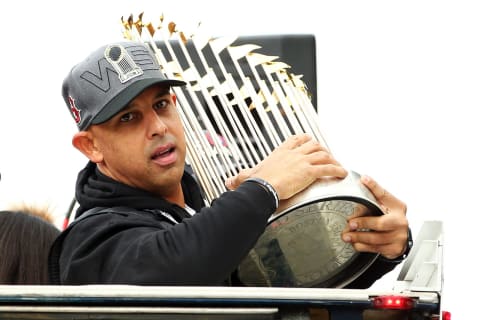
[
  {"x1": 123, "y1": 103, "x2": 135, "y2": 111},
  {"x1": 155, "y1": 88, "x2": 171, "y2": 98},
  {"x1": 124, "y1": 88, "x2": 172, "y2": 110}
]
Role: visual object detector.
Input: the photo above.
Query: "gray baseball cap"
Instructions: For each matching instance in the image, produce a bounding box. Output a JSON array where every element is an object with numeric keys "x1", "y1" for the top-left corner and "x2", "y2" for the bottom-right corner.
[{"x1": 62, "y1": 41, "x2": 185, "y2": 130}]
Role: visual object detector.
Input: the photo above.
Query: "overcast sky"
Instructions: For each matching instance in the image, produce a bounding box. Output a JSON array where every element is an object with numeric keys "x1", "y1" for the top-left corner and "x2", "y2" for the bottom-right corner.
[{"x1": 1, "y1": 1, "x2": 478, "y2": 317}]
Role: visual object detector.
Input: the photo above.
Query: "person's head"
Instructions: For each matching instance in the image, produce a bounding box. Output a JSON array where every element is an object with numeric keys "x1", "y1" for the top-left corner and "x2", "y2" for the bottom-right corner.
[
  {"x1": 0, "y1": 205, "x2": 60, "y2": 284},
  {"x1": 62, "y1": 41, "x2": 187, "y2": 201}
]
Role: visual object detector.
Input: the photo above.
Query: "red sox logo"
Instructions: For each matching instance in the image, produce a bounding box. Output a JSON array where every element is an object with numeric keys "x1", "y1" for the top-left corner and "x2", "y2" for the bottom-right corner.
[{"x1": 68, "y1": 96, "x2": 81, "y2": 124}]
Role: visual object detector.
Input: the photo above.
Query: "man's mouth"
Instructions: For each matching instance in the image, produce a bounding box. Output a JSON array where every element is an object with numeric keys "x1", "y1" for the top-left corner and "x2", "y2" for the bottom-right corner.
[
  {"x1": 151, "y1": 143, "x2": 178, "y2": 166},
  {"x1": 151, "y1": 146, "x2": 175, "y2": 160}
]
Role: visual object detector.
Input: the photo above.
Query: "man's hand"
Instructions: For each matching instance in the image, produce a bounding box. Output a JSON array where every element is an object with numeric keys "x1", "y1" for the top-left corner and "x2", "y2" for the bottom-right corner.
[
  {"x1": 225, "y1": 134, "x2": 347, "y2": 200},
  {"x1": 342, "y1": 175, "x2": 409, "y2": 260}
]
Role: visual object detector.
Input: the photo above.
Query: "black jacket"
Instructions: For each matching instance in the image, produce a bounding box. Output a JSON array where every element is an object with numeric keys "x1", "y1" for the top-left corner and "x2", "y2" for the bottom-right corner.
[{"x1": 49, "y1": 161, "x2": 401, "y2": 287}]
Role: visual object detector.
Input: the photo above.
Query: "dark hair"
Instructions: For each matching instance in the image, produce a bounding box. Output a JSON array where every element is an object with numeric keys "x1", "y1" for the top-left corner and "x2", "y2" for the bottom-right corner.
[{"x1": 0, "y1": 207, "x2": 60, "y2": 284}]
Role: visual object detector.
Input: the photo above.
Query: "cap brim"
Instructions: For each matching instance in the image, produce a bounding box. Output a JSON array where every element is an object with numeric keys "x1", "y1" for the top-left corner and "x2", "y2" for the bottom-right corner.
[{"x1": 92, "y1": 78, "x2": 185, "y2": 125}]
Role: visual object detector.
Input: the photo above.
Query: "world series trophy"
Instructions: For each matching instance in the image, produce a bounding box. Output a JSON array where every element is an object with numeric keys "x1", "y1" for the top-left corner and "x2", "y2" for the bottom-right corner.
[{"x1": 121, "y1": 13, "x2": 383, "y2": 288}]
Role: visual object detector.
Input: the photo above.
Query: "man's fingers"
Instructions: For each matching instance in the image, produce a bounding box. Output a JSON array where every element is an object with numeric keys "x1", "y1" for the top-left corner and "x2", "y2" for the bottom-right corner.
[
  {"x1": 295, "y1": 139, "x2": 328, "y2": 154},
  {"x1": 360, "y1": 175, "x2": 406, "y2": 212},
  {"x1": 225, "y1": 168, "x2": 254, "y2": 190},
  {"x1": 342, "y1": 216, "x2": 409, "y2": 259},
  {"x1": 343, "y1": 229, "x2": 391, "y2": 245},
  {"x1": 280, "y1": 134, "x2": 312, "y2": 150},
  {"x1": 310, "y1": 164, "x2": 348, "y2": 179},
  {"x1": 307, "y1": 151, "x2": 343, "y2": 167},
  {"x1": 347, "y1": 242, "x2": 382, "y2": 255},
  {"x1": 346, "y1": 239, "x2": 406, "y2": 260},
  {"x1": 347, "y1": 213, "x2": 407, "y2": 233},
  {"x1": 360, "y1": 175, "x2": 389, "y2": 202},
  {"x1": 224, "y1": 176, "x2": 236, "y2": 190}
]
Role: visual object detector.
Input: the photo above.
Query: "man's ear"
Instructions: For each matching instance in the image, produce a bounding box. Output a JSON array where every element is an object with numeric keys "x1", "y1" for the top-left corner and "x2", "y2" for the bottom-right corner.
[{"x1": 72, "y1": 131, "x2": 103, "y2": 163}]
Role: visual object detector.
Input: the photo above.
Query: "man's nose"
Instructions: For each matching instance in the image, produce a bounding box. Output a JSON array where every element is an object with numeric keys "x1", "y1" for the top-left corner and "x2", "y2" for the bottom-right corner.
[{"x1": 146, "y1": 110, "x2": 167, "y2": 138}]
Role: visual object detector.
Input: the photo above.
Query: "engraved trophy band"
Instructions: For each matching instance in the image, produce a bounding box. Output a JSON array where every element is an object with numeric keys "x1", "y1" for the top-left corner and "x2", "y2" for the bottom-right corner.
[{"x1": 237, "y1": 170, "x2": 383, "y2": 288}]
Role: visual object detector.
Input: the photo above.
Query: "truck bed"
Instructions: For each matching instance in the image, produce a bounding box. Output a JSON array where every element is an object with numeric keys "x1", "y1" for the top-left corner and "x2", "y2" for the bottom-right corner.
[{"x1": 0, "y1": 285, "x2": 440, "y2": 320}]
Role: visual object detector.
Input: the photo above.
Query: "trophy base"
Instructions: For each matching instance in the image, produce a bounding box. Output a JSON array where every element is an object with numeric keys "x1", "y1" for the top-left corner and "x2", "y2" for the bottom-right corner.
[{"x1": 237, "y1": 171, "x2": 383, "y2": 288}]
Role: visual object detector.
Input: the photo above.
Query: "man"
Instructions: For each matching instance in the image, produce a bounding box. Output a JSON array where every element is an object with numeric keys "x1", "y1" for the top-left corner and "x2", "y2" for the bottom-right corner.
[{"x1": 49, "y1": 41, "x2": 411, "y2": 287}]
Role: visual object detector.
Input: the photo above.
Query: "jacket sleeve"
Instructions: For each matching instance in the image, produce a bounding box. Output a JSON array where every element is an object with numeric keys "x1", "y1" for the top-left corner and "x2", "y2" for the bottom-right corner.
[{"x1": 57, "y1": 182, "x2": 275, "y2": 285}]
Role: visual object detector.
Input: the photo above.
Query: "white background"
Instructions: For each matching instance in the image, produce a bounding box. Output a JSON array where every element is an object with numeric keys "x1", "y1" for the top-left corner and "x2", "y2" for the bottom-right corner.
[{"x1": 1, "y1": 1, "x2": 478, "y2": 318}]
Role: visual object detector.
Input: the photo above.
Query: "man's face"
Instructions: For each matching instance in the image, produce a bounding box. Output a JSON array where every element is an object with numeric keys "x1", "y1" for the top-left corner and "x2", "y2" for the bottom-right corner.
[{"x1": 89, "y1": 84, "x2": 187, "y2": 198}]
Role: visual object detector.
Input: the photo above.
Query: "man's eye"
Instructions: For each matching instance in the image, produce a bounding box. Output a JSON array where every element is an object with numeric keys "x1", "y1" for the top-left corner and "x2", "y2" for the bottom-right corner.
[
  {"x1": 120, "y1": 113, "x2": 135, "y2": 122},
  {"x1": 153, "y1": 100, "x2": 168, "y2": 110}
]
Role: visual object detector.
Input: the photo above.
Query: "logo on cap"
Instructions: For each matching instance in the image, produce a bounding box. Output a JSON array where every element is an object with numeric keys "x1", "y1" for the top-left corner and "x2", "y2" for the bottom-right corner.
[
  {"x1": 104, "y1": 44, "x2": 143, "y2": 83},
  {"x1": 68, "y1": 96, "x2": 81, "y2": 124}
]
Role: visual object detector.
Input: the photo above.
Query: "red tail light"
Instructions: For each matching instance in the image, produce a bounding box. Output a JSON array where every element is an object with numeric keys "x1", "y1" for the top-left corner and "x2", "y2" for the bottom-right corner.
[{"x1": 372, "y1": 295, "x2": 415, "y2": 310}]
